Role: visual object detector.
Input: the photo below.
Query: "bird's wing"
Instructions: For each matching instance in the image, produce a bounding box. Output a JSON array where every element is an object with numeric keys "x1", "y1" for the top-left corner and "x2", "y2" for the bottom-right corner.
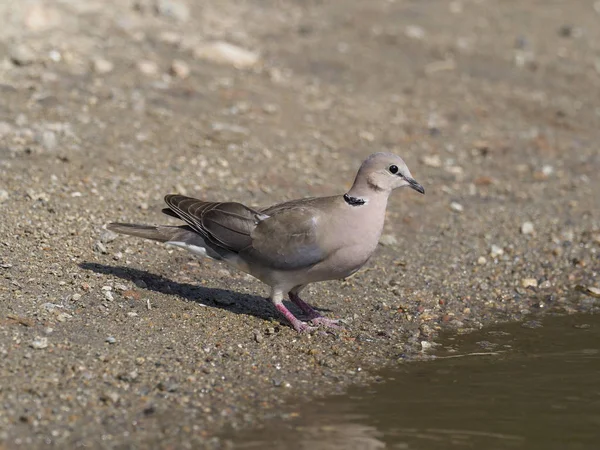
[
  {"x1": 244, "y1": 206, "x2": 329, "y2": 271},
  {"x1": 163, "y1": 194, "x2": 267, "y2": 253}
]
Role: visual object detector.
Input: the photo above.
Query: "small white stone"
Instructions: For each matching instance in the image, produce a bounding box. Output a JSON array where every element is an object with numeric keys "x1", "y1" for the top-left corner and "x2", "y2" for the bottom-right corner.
[
  {"x1": 358, "y1": 130, "x2": 375, "y2": 142},
  {"x1": 169, "y1": 59, "x2": 190, "y2": 79},
  {"x1": 24, "y1": 4, "x2": 60, "y2": 31},
  {"x1": 71, "y1": 293, "x2": 82, "y2": 301},
  {"x1": 521, "y1": 278, "x2": 538, "y2": 288},
  {"x1": 31, "y1": 337, "x2": 48, "y2": 349},
  {"x1": 541, "y1": 165, "x2": 554, "y2": 176},
  {"x1": 38, "y1": 130, "x2": 57, "y2": 150},
  {"x1": 137, "y1": 60, "x2": 159, "y2": 76},
  {"x1": 193, "y1": 42, "x2": 259, "y2": 69},
  {"x1": 94, "y1": 241, "x2": 108, "y2": 254},
  {"x1": 477, "y1": 256, "x2": 487, "y2": 265},
  {"x1": 450, "y1": 202, "x2": 464, "y2": 213},
  {"x1": 0, "y1": 189, "x2": 8, "y2": 203},
  {"x1": 490, "y1": 245, "x2": 504, "y2": 258},
  {"x1": 92, "y1": 58, "x2": 114, "y2": 74},
  {"x1": 56, "y1": 312, "x2": 72, "y2": 322},
  {"x1": 582, "y1": 286, "x2": 600, "y2": 298},
  {"x1": 10, "y1": 44, "x2": 36, "y2": 66},
  {"x1": 0, "y1": 121, "x2": 13, "y2": 137},
  {"x1": 421, "y1": 155, "x2": 442, "y2": 168},
  {"x1": 405, "y1": 25, "x2": 426, "y2": 40},
  {"x1": 100, "y1": 229, "x2": 118, "y2": 243},
  {"x1": 155, "y1": 0, "x2": 190, "y2": 22},
  {"x1": 379, "y1": 234, "x2": 398, "y2": 247},
  {"x1": 103, "y1": 290, "x2": 114, "y2": 301},
  {"x1": 521, "y1": 221, "x2": 535, "y2": 235}
]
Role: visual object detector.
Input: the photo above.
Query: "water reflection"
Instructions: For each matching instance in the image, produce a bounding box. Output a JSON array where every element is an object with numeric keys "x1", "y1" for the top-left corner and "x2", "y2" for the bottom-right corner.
[{"x1": 229, "y1": 314, "x2": 600, "y2": 450}]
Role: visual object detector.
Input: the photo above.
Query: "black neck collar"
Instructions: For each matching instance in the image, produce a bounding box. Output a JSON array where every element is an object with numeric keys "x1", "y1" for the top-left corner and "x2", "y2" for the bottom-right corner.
[{"x1": 343, "y1": 193, "x2": 366, "y2": 206}]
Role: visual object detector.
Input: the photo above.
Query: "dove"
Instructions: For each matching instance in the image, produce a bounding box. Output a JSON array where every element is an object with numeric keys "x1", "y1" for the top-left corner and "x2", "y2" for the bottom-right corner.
[{"x1": 107, "y1": 153, "x2": 424, "y2": 332}]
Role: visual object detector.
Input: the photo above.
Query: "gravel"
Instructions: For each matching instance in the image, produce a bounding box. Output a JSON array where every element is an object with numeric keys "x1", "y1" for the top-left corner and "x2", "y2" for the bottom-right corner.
[{"x1": 0, "y1": 0, "x2": 599, "y2": 449}]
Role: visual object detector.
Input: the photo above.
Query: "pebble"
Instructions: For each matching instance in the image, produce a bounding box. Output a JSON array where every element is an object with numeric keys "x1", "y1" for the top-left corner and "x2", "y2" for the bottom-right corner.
[
  {"x1": 10, "y1": 44, "x2": 37, "y2": 66},
  {"x1": 253, "y1": 331, "x2": 264, "y2": 343},
  {"x1": 521, "y1": 278, "x2": 538, "y2": 288},
  {"x1": 31, "y1": 337, "x2": 48, "y2": 349},
  {"x1": 0, "y1": 189, "x2": 8, "y2": 204},
  {"x1": 103, "y1": 290, "x2": 114, "y2": 301},
  {"x1": 158, "y1": 31, "x2": 181, "y2": 45},
  {"x1": 100, "y1": 229, "x2": 119, "y2": 243},
  {"x1": 0, "y1": 121, "x2": 13, "y2": 137},
  {"x1": 15, "y1": 113, "x2": 28, "y2": 127},
  {"x1": 421, "y1": 155, "x2": 442, "y2": 168},
  {"x1": 137, "y1": 60, "x2": 159, "y2": 76},
  {"x1": 155, "y1": 0, "x2": 190, "y2": 22},
  {"x1": 106, "y1": 336, "x2": 116, "y2": 344},
  {"x1": 450, "y1": 202, "x2": 464, "y2": 213},
  {"x1": 37, "y1": 130, "x2": 57, "y2": 150},
  {"x1": 94, "y1": 241, "x2": 108, "y2": 254},
  {"x1": 578, "y1": 286, "x2": 600, "y2": 298},
  {"x1": 477, "y1": 256, "x2": 487, "y2": 265},
  {"x1": 405, "y1": 25, "x2": 426, "y2": 40},
  {"x1": 170, "y1": 59, "x2": 190, "y2": 79},
  {"x1": 521, "y1": 221, "x2": 535, "y2": 235},
  {"x1": 106, "y1": 392, "x2": 121, "y2": 405},
  {"x1": 379, "y1": 234, "x2": 398, "y2": 247},
  {"x1": 92, "y1": 58, "x2": 114, "y2": 74},
  {"x1": 490, "y1": 245, "x2": 504, "y2": 258},
  {"x1": 194, "y1": 42, "x2": 259, "y2": 69},
  {"x1": 541, "y1": 165, "x2": 554, "y2": 177},
  {"x1": 420, "y1": 341, "x2": 433, "y2": 351},
  {"x1": 358, "y1": 130, "x2": 375, "y2": 142},
  {"x1": 24, "y1": 4, "x2": 60, "y2": 31},
  {"x1": 71, "y1": 293, "x2": 82, "y2": 301},
  {"x1": 56, "y1": 313, "x2": 71, "y2": 322}
]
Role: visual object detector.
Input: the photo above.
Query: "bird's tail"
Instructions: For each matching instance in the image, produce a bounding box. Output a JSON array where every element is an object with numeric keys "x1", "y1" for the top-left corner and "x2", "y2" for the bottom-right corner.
[
  {"x1": 106, "y1": 222, "x2": 225, "y2": 261},
  {"x1": 107, "y1": 223, "x2": 187, "y2": 242}
]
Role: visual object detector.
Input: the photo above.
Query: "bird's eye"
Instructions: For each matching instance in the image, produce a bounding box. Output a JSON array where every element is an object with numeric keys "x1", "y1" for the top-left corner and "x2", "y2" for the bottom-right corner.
[{"x1": 389, "y1": 165, "x2": 399, "y2": 174}]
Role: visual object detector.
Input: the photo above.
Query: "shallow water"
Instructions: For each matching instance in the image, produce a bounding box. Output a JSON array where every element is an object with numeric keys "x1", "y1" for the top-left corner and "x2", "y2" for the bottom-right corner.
[{"x1": 228, "y1": 314, "x2": 600, "y2": 449}]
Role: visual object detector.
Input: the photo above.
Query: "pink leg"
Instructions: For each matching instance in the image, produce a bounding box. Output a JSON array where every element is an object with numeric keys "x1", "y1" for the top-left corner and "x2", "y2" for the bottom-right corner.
[
  {"x1": 275, "y1": 303, "x2": 317, "y2": 333},
  {"x1": 289, "y1": 292, "x2": 341, "y2": 329}
]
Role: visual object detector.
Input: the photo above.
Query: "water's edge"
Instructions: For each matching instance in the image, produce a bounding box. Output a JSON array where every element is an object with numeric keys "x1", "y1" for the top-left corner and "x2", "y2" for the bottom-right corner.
[{"x1": 225, "y1": 313, "x2": 600, "y2": 449}]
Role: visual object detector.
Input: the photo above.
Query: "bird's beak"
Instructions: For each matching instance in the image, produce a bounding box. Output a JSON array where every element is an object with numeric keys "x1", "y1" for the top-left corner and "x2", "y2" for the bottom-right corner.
[{"x1": 406, "y1": 177, "x2": 425, "y2": 194}]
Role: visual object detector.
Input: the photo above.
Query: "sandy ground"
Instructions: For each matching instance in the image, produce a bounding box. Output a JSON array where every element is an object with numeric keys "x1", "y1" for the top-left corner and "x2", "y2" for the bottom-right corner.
[{"x1": 0, "y1": 0, "x2": 599, "y2": 448}]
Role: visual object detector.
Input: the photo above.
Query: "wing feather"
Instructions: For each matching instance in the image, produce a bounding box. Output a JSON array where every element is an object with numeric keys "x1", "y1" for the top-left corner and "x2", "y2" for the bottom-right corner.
[
  {"x1": 243, "y1": 207, "x2": 327, "y2": 270},
  {"x1": 163, "y1": 195, "x2": 266, "y2": 253}
]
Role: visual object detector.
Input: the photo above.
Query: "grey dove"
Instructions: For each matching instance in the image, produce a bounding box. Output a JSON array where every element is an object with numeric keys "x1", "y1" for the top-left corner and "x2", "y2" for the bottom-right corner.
[{"x1": 107, "y1": 153, "x2": 424, "y2": 332}]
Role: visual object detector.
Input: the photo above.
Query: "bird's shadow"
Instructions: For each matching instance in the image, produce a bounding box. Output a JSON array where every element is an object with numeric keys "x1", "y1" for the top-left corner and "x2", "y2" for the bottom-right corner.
[{"x1": 79, "y1": 262, "x2": 285, "y2": 325}]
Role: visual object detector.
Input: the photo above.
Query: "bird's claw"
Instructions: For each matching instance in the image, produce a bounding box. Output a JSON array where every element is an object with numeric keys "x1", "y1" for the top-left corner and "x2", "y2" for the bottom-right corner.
[
  {"x1": 309, "y1": 317, "x2": 342, "y2": 329},
  {"x1": 295, "y1": 322, "x2": 319, "y2": 333}
]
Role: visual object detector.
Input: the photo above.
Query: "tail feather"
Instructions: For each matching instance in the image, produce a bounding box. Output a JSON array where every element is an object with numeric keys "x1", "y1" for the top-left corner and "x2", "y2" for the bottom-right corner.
[
  {"x1": 107, "y1": 223, "x2": 190, "y2": 243},
  {"x1": 106, "y1": 222, "x2": 227, "y2": 260}
]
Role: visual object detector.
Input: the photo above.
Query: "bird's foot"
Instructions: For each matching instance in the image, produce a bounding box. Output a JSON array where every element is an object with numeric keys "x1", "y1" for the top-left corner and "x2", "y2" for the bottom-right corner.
[
  {"x1": 289, "y1": 292, "x2": 342, "y2": 330},
  {"x1": 309, "y1": 317, "x2": 341, "y2": 329},
  {"x1": 294, "y1": 321, "x2": 319, "y2": 333},
  {"x1": 275, "y1": 302, "x2": 317, "y2": 333}
]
